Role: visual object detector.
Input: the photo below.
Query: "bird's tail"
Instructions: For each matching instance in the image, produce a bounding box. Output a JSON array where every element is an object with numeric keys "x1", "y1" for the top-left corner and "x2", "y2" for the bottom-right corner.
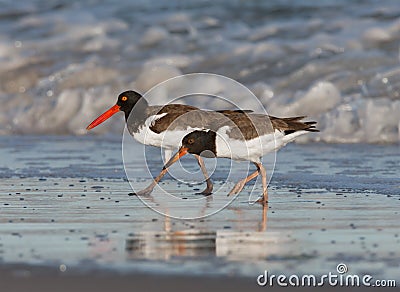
[{"x1": 278, "y1": 116, "x2": 319, "y2": 135}]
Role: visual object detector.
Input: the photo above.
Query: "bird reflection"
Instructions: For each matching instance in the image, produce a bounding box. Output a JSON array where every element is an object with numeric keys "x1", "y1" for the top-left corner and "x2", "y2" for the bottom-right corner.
[{"x1": 125, "y1": 204, "x2": 275, "y2": 260}]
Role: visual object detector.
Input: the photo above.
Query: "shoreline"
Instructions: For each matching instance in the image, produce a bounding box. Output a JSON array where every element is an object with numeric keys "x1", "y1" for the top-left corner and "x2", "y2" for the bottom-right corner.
[{"x1": 0, "y1": 136, "x2": 399, "y2": 289}]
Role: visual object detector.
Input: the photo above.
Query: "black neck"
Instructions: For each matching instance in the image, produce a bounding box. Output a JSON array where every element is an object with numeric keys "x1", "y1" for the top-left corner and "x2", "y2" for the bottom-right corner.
[{"x1": 125, "y1": 98, "x2": 149, "y2": 134}]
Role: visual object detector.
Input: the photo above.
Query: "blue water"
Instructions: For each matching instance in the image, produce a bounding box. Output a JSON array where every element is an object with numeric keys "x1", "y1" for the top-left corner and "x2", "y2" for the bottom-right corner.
[
  {"x1": 0, "y1": 136, "x2": 399, "y2": 279},
  {"x1": 1, "y1": 135, "x2": 399, "y2": 194}
]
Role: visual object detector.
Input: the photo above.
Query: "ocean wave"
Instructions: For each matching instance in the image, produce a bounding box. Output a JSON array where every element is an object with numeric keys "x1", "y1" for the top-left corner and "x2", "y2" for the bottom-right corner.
[{"x1": 0, "y1": 0, "x2": 399, "y2": 143}]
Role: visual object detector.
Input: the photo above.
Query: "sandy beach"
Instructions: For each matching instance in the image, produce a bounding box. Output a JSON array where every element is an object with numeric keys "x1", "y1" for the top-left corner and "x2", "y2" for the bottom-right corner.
[{"x1": 1, "y1": 136, "x2": 399, "y2": 290}]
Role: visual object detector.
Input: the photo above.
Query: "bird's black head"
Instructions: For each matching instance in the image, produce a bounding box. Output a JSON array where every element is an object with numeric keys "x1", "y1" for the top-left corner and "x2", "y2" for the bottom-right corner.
[
  {"x1": 86, "y1": 90, "x2": 148, "y2": 130},
  {"x1": 116, "y1": 90, "x2": 147, "y2": 119},
  {"x1": 162, "y1": 130, "x2": 217, "y2": 170},
  {"x1": 182, "y1": 130, "x2": 217, "y2": 157}
]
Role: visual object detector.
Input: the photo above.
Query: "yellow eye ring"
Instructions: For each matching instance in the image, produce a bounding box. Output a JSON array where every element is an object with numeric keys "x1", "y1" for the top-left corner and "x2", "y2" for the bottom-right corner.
[{"x1": 121, "y1": 96, "x2": 128, "y2": 101}]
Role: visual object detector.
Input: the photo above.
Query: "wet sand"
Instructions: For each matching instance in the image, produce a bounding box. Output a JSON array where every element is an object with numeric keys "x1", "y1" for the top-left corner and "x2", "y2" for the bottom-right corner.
[{"x1": 0, "y1": 135, "x2": 399, "y2": 290}]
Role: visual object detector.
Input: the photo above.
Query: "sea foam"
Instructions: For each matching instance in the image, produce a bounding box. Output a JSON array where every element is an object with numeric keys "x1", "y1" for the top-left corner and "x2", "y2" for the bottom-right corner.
[{"x1": 0, "y1": 0, "x2": 399, "y2": 143}]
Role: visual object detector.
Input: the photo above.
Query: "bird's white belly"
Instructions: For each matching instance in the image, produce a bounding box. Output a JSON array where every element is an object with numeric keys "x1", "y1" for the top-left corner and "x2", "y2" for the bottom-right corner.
[
  {"x1": 133, "y1": 127, "x2": 202, "y2": 149},
  {"x1": 216, "y1": 133, "x2": 276, "y2": 162},
  {"x1": 215, "y1": 127, "x2": 307, "y2": 162},
  {"x1": 131, "y1": 114, "x2": 203, "y2": 150}
]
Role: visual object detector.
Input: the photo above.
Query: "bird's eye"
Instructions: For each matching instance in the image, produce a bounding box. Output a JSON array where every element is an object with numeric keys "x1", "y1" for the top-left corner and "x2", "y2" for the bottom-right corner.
[
  {"x1": 121, "y1": 96, "x2": 128, "y2": 101},
  {"x1": 187, "y1": 138, "x2": 195, "y2": 144}
]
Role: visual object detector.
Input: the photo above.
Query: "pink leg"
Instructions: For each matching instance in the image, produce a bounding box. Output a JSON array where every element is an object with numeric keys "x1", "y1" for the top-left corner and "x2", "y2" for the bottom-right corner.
[
  {"x1": 134, "y1": 167, "x2": 169, "y2": 196},
  {"x1": 228, "y1": 163, "x2": 260, "y2": 196},
  {"x1": 194, "y1": 154, "x2": 213, "y2": 195},
  {"x1": 255, "y1": 162, "x2": 268, "y2": 205}
]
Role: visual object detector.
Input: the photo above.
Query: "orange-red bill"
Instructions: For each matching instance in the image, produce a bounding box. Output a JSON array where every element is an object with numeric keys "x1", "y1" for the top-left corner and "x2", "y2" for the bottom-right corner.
[
  {"x1": 163, "y1": 147, "x2": 189, "y2": 170},
  {"x1": 86, "y1": 104, "x2": 120, "y2": 130}
]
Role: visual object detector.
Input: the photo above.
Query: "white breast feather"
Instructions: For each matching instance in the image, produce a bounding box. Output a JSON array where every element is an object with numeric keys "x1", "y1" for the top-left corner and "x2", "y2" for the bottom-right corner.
[
  {"x1": 215, "y1": 126, "x2": 308, "y2": 162},
  {"x1": 132, "y1": 114, "x2": 203, "y2": 150}
]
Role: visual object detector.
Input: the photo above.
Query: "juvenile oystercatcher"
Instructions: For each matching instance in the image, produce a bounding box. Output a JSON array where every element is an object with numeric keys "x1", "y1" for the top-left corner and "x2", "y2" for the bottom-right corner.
[
  {"x1": 163, "y1": 113, "x2": 318, "y2": 205},
  {"x1": 86, "y1": 90, "x2": 216, "y2": 195}
]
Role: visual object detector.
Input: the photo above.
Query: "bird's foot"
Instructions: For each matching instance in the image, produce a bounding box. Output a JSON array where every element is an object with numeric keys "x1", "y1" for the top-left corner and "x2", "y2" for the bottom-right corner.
[
  {"x1": 197, "y1": 189, "x2": 213, "y2": 196},
  {"x1": 255, "y1": 192, "x2": 268, "y2": 206},
  {"x1": 131, "y1": 186, "x2": 155, "y2": 197},
  {"x1": 197, "y1": 184, "x2": 213, "y2": 196}
]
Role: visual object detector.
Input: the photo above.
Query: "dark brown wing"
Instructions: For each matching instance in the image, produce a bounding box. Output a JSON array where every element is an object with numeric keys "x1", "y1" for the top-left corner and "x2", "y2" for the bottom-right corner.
[
  {"x1": 149, "y1": 107, "x2": 253, "y2": 134},
  {"x1": 216, "y1": 110, "x2": 253, "y2": 114},
  {"x1": 148, "y1": 104, "x2": 318, "y2": 139},
  {"x1": 211, "y1": 112, "x2": 318, "y2": 140},
  {"x1": 209, "y1": 111, "x2": 273, "y2": 140},
  {"x1": 148, "y1": 104, "x2": 205, "y2": 133}
]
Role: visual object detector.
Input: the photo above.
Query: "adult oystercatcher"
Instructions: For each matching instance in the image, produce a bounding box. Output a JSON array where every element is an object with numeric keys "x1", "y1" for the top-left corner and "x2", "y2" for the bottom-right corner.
[
  {"x1": 163, "y1": 113, "x2": 318, "y2": 205},
  {"x1": 86, "y1": 90, "x2": 216, "y2": 195}
]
